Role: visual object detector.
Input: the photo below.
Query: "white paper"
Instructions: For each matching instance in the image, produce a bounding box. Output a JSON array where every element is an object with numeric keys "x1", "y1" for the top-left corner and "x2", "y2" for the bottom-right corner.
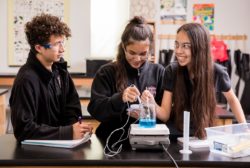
[
  {"x1": 21, "y1": 132, "x2": 91, "y2": 148},
  {"x1": 178, "y1": 137, "x2": 209, "y2": 149}
]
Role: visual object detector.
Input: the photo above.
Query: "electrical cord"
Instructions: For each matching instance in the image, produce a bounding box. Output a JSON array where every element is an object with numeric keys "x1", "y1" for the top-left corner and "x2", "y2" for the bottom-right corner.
[
  {"x1": 104, "y1": 84, "x2": 154, "y2": 157},
  {"x1": 161, "y1": 143, "x2": 179, "y2": 168},
  {"x1": 103, "y1": 101, "x2": 139, "y2": 157},
  {"x1": 103, "y1": 110, "x2": 129, "y2": 157}
]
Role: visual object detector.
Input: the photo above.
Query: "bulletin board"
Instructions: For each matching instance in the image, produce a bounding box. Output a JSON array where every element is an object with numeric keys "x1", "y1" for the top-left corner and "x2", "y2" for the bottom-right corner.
[{"x1": 7, "y1": 0, "x2": 70, "y2": 67}]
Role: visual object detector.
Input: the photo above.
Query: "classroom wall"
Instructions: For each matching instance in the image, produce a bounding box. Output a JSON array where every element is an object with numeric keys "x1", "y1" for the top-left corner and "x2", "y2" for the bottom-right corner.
[
  {"x1": 0, "y1": 0, "x2": 249, "y2": 74},
  {"x1": 158, "y1": 0, "x2": 250, "y2": 52},
  {"x1": 0, "y1": 0, "x2": 90, "y2": 73}
]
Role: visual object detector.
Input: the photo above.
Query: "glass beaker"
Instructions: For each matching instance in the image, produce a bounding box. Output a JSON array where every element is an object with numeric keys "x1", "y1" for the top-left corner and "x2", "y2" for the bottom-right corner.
[{"x1": 139, "y1": 103, "x2": 156, "y2": 128}]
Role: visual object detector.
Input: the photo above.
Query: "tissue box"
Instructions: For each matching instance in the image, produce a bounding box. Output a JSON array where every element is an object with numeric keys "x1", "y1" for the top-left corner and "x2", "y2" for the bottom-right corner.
[{"x1": 205, "y1": 123, "x2": 250, "y2": 158}]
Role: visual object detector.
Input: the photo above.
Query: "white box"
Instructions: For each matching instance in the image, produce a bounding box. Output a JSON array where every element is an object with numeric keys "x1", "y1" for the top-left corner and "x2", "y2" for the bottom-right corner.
[{"x1": 205, "y1": 123, "x2": 250, "y2": 158}]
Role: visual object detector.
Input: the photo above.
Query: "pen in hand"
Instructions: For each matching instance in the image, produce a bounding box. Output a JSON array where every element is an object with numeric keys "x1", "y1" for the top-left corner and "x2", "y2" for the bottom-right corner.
[
  {"x1": 78, "y1": 116, "x2": 83, "y2": 124},
  {"x1": 77, "y1": 115, "x2": 93, "y2": 135}
]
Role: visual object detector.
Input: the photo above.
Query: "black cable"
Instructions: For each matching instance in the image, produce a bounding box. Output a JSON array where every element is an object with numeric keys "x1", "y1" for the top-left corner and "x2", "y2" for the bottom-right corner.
[{"x1": 161, "y1": 143, "x2": 179, "y2": 168}]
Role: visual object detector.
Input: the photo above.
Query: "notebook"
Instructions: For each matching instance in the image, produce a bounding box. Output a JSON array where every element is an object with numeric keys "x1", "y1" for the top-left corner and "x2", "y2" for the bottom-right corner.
[{"x1": 21, "y1": 132, "x2": 91, "y2": 148}]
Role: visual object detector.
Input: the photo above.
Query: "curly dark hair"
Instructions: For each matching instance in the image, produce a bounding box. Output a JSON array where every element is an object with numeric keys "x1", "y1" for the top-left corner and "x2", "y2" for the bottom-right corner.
[{"x1": 25, "y1": 13, "x2": 71, "y2": 52}]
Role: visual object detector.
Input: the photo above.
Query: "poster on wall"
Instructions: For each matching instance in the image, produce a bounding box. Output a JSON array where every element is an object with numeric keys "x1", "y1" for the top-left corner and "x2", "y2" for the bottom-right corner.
[
  {"x1": 8, "y1": 0, "x2": 69, "y2": 66},
  {"x1": 193, "y1": 4, "x2": 214, "y2": 31},
  {"x1": 160, "y1": 0, "x2": 187, "y2": 24}
]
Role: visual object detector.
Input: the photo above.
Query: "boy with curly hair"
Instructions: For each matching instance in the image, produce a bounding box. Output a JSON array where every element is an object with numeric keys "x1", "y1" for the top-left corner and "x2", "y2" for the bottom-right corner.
[{"x1": 10, "y1": 13, "x2": 92, "y2": 142}]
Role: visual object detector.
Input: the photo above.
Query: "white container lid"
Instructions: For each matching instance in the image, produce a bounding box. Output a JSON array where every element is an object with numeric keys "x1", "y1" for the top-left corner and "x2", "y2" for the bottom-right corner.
[{"x1": 130, "y1": 124, "x2": 170, "y2": 135}]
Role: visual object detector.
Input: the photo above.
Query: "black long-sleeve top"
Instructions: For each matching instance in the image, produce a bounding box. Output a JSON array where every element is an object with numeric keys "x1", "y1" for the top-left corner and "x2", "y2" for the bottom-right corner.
[
  {"x1": 163, "y1": 61, "x2": 231, "y2": 141},
  {"x1": 9, "y1": 51, "x2": 81, "y2": 142},
  {"x1": 87, "y1": 60, "x2": 165, "y2": 140}
]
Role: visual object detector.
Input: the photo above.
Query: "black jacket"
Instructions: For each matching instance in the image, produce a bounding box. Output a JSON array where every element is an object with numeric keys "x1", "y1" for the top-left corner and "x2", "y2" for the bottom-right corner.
[
  {"x1": 10, "y1": 51, "x2": 81, "y2": 142},
  {"x1": 87, "y1": 60, "x2": 165, "y2": 141}
]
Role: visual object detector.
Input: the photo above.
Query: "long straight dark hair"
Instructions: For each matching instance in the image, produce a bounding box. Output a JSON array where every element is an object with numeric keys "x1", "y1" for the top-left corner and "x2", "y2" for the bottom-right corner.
[
  {"x1": 114, "y1": 16, "x2": 153, "y2": 92},
  {"x1": 173, "y1": 23, "x2": 216, "y2": 138}
]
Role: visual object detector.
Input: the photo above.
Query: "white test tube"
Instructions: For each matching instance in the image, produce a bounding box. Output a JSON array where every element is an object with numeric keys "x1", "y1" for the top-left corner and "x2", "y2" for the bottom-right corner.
[{"x1": 180, "y1": 111, "x2": 192, "y2": 154}]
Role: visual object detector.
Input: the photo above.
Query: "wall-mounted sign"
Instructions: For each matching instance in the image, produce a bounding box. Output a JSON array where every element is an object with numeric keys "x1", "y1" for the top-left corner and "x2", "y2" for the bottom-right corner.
[{"x1": 193, "y1": 4, "x2": 215, "y2": 31}]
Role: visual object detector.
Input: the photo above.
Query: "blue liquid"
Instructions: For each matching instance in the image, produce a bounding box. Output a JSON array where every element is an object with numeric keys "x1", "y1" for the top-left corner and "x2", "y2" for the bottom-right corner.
[{"x1": 139, "y1": 119, "x2": 156, "y2": 128}]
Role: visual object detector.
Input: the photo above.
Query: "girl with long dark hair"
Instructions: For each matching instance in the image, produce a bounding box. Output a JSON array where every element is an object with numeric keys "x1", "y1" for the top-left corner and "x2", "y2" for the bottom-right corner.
[
  {"x1": 145, "y1": 23, "x2": 246, "y2": 139},
  {"x1": 88, "y1": 16, "x2": 165, "y2": 141}
]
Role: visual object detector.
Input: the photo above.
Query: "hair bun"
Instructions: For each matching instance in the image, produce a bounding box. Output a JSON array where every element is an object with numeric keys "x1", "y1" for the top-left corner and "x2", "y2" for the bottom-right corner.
[{"x1": 130, "y1": 16, "x2": 146, "y2": 25}]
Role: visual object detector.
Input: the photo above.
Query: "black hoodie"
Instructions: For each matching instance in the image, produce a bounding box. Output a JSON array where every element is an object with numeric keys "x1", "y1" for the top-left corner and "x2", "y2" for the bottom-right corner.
[
  {"x1": 87, "y1": 60, "x2": 165, "y2": 141},
  {"x1": 9, "y1": 51, "x2": 81, "y2": 142}
]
